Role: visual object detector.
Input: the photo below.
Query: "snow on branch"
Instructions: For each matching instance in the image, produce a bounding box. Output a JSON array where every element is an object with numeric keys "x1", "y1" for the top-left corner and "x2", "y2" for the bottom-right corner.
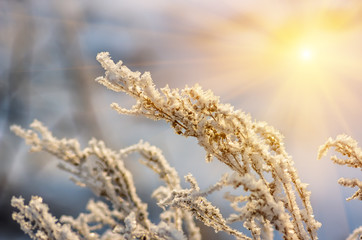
[
  {"x1": 95, "y1": 52, "x2": 321, "y2": 239},
  {"x1": 11, "y1": 196, "x2": 80, "y2": 240},
  {"x1": 11, "y1": 120, "x2": 199, "y2": 240},
  {"x1": 319, "y1": 135, "x2": 362, "y2": 201},
  {"x1": 13, "y1": 51, "x2": 362, "y2": 240}
]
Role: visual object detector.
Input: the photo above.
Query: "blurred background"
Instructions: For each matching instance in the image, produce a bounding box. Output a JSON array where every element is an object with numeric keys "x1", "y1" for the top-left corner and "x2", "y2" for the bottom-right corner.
[{"x1": 1, "y1": 0, "x2": 361, "y2": 239}]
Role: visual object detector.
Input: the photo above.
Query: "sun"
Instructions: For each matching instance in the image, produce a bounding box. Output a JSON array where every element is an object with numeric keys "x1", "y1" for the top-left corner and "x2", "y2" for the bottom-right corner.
[
  {"x1": 300, "y1": 47, "x2": 313, "y2": 61},
  {"x1": 193, "y1": 5, "x2": 362, "y2": 140}
]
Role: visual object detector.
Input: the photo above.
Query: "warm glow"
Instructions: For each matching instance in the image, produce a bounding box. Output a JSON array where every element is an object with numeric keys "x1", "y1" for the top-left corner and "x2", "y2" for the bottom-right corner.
[
  {"x1": 194, "y1": 5, "x2": 362, "y2": 140},
  {"x1": 300, "y1": 48, "x2": 312, "y2": 61}
]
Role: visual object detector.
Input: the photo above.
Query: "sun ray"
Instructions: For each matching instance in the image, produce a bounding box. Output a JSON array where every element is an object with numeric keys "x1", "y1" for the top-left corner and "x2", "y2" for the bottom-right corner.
[{"x1": 186, "y1": 2, "x2": 362, "y2": 141}]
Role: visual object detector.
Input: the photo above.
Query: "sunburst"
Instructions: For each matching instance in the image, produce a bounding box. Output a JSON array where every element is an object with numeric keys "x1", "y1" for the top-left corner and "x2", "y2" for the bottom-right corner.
[{"x1": 191, "y1": 2, "x2": 362, "y2": 140}]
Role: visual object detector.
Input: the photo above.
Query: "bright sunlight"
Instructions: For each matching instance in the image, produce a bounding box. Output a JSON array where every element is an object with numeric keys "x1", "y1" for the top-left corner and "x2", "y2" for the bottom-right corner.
[
  {"x1": 300, "y1": 47, "x2": 313, "y2": 61},
  {"x1": 193, "y1": 3, "x2": 362, "y2": 140}
]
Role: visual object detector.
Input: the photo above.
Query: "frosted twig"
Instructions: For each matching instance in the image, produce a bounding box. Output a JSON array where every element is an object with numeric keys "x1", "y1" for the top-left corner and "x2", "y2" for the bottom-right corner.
[
  {"x1": 319, "y1": 135, "x2": 362, "y2": 201},
  {"x1": 96, "y1": 52, "x2": 321, "y2": 239},
  {"x1": 11, "y1": 196, "x2": 80, "y2": 240}
]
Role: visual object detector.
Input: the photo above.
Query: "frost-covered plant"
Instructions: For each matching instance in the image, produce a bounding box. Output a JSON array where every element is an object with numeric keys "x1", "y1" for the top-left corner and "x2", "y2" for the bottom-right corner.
[
  {"x1": 10, "y1": 52, "x2": 361, "y2": 240},
  {"x1": 318, "y1": 135, "x2": 362, "y2": 201},
  {"x1": 317, "y1": 135, "x2": 362, "y2": 239},
  {"x1": 11, "y1": 120, "x2": 199, "y2": 240}
]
